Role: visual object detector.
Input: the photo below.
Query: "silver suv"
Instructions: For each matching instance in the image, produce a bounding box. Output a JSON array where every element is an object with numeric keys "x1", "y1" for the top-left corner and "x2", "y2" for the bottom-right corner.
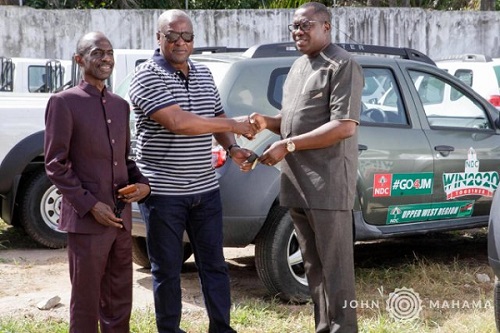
[
  {"x1": 14, "y1": 43, "x2": 500, "y2": 303},
  {"x1": 115, "y1": 42, "x2": 500, "y2": 303}
]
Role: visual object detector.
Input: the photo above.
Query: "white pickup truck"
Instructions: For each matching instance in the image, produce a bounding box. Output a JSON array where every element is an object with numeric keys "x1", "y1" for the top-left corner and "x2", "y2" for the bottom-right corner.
[
  {"x1": 0, "y1": 49, "x2": 153, "y2": 248},
  {"x1": 0, "y1": 56, "x2": 71, "y2": 94}
]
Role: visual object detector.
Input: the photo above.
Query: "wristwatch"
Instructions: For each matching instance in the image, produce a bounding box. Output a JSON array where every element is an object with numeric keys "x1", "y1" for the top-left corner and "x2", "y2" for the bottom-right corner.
[
  {"x1": 286, "y1": 138, "x2": 295, "y2": 153},
  {"x1": 226, "y1": 143, "x2": 240, "y2": 157}
]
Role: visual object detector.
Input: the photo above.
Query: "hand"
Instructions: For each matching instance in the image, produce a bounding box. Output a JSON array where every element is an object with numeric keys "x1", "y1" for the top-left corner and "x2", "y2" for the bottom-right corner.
[
  {"x1": 249, "y1": 113, "x2": 266, "y2": 133},
  {"x1": 117, "y1": 183, "x2": 151, "y2": 203},
  {"x1": 258, "y1": 140, "x2": 287, "y2": 167},
  {"x1": 90, "y1": 201, "x2": 124, "y2": 228},
  {"x1": 228, "y1": 147, "x2": 253, "y2": 171},
  {"x1": 231, "y1": 116, "x2": 257, "y2": 140},
  {"x1": 234, "y1": 149, "x2": 259, "y2": 173}
]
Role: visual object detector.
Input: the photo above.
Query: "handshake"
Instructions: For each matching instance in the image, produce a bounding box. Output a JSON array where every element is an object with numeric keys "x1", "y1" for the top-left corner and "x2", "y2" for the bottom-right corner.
[{"x1": 232, "y1": 112, "x2": 266, "y2": 140}]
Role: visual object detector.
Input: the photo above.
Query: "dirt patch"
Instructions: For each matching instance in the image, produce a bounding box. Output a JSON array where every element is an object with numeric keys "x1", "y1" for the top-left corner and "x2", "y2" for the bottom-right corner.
[
  {"x1": 0, "y1": 227, "x2": 491, "y2": 325},
  {"x1": 0, "y1": 246, "x2": 262, "y2": 321}
]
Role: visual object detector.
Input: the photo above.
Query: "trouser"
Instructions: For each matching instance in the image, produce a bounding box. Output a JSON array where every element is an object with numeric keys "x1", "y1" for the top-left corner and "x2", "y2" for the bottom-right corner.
[
  {"x1": 140, "y1": 190, "x2": 236, "y2": 333},
  {"x1": 67, "y1": 227, "x2": 132, "y2": 333},
  {"x1": 290, "y1": 208, "x2": 358, "y2": 333}
]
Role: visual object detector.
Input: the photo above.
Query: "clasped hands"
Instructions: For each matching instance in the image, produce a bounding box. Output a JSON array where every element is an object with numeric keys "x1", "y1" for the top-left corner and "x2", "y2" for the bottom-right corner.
[
  {"x1": 232, "y1": 113, "x2": 264, "y2": 140},
  {"x1": 232, "y1": 113, "x2": 287, "y2": 172}
]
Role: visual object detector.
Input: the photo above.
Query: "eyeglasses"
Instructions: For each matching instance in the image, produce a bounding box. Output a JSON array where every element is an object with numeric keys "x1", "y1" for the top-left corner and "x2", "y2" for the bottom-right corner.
[
  {"x1": 287, "y1": 20, "x2": 321, "y2": 32},
  {"x1": 160, "y1": 31, "x2": 195, "y2": 43}
]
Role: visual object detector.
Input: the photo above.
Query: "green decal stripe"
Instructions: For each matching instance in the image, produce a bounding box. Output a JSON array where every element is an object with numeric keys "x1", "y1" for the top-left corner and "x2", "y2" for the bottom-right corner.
[
  {"x1": 386, "y1": 200, "x2": 474, "y2": 225},
  {"x1": 390, "y1": 173, "x2": 434, "y2": 196}
]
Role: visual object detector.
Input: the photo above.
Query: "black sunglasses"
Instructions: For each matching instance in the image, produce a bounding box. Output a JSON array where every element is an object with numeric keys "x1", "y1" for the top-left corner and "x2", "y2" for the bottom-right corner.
[{"x1": 160, "y1": 31, "x2": 195, "y2": 43}]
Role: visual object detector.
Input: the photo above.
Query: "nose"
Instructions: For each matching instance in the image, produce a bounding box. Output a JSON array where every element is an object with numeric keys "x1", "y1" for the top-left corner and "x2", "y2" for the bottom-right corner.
[
  {"x1": 102, "y1": 52, "x2": 113, "y2": 62},
  {"x1": 174, "y1": 37, "x2": 187, "y2": 45},
  {"x1": 293, "y1": 29, "x2": 304, "y2": 37}
]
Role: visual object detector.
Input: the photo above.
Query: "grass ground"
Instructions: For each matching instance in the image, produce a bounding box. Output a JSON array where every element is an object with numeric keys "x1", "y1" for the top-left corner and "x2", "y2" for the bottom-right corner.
[{"x1": 0, "y1": 221, "x2": 496, "y2": 332}]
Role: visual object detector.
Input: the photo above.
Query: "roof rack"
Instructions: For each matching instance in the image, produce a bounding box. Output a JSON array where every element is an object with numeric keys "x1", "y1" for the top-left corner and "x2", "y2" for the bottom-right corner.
[
  {"x1": 243, "y1": 42, "x2": 300, "y2": 58},
  {"x1": 434, "y1": 54, "x2": 493, "y2": 63},
  {"x1": 193, "y1": 46, "x2": 247, "y2": 54},
  {"x1": 241, "y1": 42, "x2": 435, "y2": 66},
  {"x1": 337, "y1": 43, "x2": 436, "y2": 66}
]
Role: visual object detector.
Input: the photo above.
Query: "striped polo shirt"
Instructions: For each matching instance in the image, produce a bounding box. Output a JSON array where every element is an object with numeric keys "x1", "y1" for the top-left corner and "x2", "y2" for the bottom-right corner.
[{"x1": 129, "y1": 49, "x2": 224, "y2": 196}]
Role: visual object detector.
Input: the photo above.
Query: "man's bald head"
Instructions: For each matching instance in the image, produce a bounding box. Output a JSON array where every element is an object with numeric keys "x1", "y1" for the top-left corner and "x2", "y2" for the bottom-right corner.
[
  {"x1": 76, "y1": 31, "x2": 112, "y2": 56},
  {"x1": 157, "y1": 9, "x2": 192, "y2": 32}
]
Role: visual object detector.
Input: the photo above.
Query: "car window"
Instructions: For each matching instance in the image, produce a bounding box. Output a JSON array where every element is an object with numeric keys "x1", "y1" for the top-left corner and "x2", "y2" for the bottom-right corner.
[
  {"x1": 28, "y1": 65, "x2": 46, "y2": 92},
  {"x1": 454, "y1": 69, "x2": 473, "y2": 87},
  {"x1": 268, "y1": 67, "x2": 290, "y2": 112},
  {"x1": 135, "y1": 59, "x2": 146, "y2": 67},
  {"x1": 360, "y1": 67, "x2": 408, "y2": 126},
  {"x1": 409, "y1": 70, "x2": 492, "y2": 129}
]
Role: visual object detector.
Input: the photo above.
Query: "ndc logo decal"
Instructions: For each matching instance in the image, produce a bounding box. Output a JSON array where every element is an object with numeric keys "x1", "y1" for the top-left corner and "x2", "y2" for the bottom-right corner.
[
  {"x1": 373, "y1": 173, "x2": 433, "y2": 197},
  {"x1": 443, "y1": 147, "x2": 499, "y2": 199}
]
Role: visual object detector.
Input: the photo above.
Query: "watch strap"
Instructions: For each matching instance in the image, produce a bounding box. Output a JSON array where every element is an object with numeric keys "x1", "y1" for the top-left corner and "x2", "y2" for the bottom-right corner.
[{"x1": 226, "y1": 143, "x2": 241, "y2": 156}]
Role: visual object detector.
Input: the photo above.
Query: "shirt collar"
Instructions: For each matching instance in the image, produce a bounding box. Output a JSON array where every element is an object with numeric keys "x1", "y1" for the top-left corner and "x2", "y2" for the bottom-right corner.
[
  {"x1": 78, "y1": 80, "x2": 108, "y2": 97},
  {"x1": 152, "y1": 48, "x2": 196, "y2": 74}
]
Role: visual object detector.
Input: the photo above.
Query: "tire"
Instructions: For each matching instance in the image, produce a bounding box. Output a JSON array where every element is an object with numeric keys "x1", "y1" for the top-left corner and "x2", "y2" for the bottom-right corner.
[
  {"x1": 255, "y1": 205, "x2": 310, "y2": 303},
  {"x1": 131, "y1": 236, "x2": 193, "y2": 269},
  {"x1": 132, "y1": 236, "x2": 151, "y2": 268},
  {"x1": 19, "y1": 170, "x2": 67, "y2": 248},
  {"x1": 495, "y1": 276, "x2": 500, "y2": 332}
]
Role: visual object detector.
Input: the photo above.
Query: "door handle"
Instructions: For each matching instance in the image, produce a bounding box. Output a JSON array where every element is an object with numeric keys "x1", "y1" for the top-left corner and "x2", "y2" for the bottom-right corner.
[
  {"x1": 358, "y1": 144, "x2": 368, "y2": 151},
  {"x1": 434, "y1": 145, "x2": 454, "y2": 157}
]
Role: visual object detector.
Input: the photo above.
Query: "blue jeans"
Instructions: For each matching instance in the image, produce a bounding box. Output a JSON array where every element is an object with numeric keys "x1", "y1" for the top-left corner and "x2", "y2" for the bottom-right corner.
[{"x1": 140, "y1": 190, "x2": 236, "y2": 333}]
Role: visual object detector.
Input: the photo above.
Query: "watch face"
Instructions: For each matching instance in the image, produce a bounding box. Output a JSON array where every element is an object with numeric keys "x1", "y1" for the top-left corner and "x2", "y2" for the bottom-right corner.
[{"x1": 287, "y1": 140, "x2": 295, "y2": 152}]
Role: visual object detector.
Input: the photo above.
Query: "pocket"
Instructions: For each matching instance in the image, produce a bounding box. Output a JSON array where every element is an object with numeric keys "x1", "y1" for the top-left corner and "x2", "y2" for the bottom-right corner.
[
  {"x1": 300, "y1": 88, "x2": 327, "y2": 108},
  {"x1": 309, "y1": 88, "x2": 324, "y2": 100}
]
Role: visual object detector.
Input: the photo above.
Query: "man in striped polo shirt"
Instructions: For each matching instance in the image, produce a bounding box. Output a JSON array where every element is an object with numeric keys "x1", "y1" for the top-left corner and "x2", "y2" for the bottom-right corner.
[{"x1": 129, "y1": 9, "x2": 254, "y2": 333}]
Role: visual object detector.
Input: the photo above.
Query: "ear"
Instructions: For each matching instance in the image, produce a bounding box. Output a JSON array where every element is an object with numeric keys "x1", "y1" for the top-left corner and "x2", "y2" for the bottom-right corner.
[
  {"x1": 156, "y1": 32, "x2": 161, "y2": 45},
  {"x1": 324, "y1": 22, "x2": 331, "y2": 32},
  {"x1": 74, "y1": 53, "x2": 84, "y2": 67}
]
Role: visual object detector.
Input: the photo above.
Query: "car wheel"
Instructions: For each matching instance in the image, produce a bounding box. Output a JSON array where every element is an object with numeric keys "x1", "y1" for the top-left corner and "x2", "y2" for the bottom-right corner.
[
  {"x1": 132, "y1": 236, "x2": 151, "y2": 268},
  {"x1": 19, "y1": 170, "x2": 67, "y2": 248},
  {"x1": 131, "y1": 236, "x2": 193, "y2": 268},
  {"x1": 495, "y1": 276, "x2": 500, "y2": 331},
  {"x1": 255, "y1": 205, "x2": 310, "y2": 303}
]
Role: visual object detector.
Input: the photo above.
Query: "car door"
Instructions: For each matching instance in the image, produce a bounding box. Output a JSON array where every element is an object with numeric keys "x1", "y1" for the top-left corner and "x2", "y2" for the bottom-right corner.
[
  {"x1": 356, "y1": 63, "x2": 435, "y2": 227},
  {"x1": 402, "y1": 64, "x2": 500, "y2": 220}
]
